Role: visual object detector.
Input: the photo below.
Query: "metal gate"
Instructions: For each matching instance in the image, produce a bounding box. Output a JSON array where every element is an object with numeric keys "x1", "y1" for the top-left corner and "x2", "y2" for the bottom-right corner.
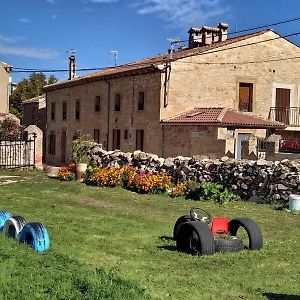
[{"x1": 0, "y1": 133, "x2": 36, "y2": 169}]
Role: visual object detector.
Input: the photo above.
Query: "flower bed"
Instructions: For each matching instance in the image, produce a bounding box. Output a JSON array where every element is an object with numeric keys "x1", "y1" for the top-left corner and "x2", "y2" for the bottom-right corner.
[
  {"x1": 279, "y1": 139, "x2": 300, "y2": 153},
  {"x1": 58, "y1": 163, "x2": 76, "y2": 181}
]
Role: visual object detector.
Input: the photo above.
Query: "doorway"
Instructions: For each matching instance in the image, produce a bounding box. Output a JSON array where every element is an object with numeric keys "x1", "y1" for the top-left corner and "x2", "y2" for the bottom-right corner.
[
  {"x1": 61, "y1": 131, "x2": 66, "y2": 164},
  {"x1": 113, "y1": 129, "x2": 121, "y2": 150}
]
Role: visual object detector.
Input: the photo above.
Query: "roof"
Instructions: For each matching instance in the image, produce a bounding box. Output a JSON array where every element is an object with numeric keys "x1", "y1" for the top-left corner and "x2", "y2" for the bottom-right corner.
[
  {"x1": 161, "y1": 107, "x2": 286, "y2": 129},
  {"x1": 22, "y1": 95, "x2": 46, "y2": 104},
  {"x1": 44, "y1": 29, "x2": 274, "y2": 92}
]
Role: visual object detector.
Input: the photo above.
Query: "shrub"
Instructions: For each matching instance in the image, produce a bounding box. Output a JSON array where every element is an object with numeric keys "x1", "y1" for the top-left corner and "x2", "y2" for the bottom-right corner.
[
  {"x1": 169, "y1": 182, "x2": 186, "y2": 198},
  {"x1": 185, "y1": 181, "x2": 240, "y2": 204},
  {"x1": 58, "y1": 163, "x2": 76, "y2": 181},
  {"x1": 130, "y1": 171, "x2": 171, "y2": 194},
  {"x1": 71, "y1": 132, "x2": 93, "y2": 164},
  {"x1": 0, "y1": 117, "x2": 22, "y2": 139},
  {"x1": 88, "y1": 167, "x2": 123, "y2": 187}
]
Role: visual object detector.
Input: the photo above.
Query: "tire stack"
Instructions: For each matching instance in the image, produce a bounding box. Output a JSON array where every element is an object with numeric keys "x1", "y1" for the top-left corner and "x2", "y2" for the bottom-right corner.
[
  {"x1": 173, "y1": 215, "x2": 263, "y2": 256},
  {"x1": 0, "y1": 210, "x2": 50, "y2": 253}
]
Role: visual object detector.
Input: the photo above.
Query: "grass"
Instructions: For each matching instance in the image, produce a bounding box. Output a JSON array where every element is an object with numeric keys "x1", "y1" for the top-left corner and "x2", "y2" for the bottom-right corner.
[{"x1": 0, "y1": 169, "x2": 299, "y2": 300}]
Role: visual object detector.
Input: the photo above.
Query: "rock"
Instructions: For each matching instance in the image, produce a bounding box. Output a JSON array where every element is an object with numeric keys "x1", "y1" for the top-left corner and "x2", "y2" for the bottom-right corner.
[{"x1": 277, "y1": 184, "x2": 289, "y2": 191}]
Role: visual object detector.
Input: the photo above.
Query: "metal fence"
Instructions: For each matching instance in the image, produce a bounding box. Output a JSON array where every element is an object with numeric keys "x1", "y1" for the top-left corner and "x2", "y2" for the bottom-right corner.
[{"x1": 0, "y1": 133, "x2": 36, "y2": 169}]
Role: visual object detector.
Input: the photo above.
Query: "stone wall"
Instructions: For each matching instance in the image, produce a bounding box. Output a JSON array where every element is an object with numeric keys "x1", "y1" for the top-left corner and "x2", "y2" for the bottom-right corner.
[{"x1": 89, "y1": 146, "x2": 300, "y2": 206}]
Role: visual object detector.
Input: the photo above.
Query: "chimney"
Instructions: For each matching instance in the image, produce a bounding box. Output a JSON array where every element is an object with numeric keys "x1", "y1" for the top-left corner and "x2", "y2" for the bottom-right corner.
[
  {"x1": 218, "y1": 23, "x2": 228, "y2": 42},
  {"x1": 188, "y1": 23, "x2": 229, "y2": 49},
  {"x1": 68, "y1": 49, "x2": 76, "y2": 80}
]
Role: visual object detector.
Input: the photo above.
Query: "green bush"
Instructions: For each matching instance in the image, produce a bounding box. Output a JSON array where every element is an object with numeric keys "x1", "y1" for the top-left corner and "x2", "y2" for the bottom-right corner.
[{"x1": 185, "y1": 181, "x2": 240, "y2": 204}]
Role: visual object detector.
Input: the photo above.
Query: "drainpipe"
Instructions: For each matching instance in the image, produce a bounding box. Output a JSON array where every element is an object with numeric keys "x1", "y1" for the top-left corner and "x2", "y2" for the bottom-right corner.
[{"x1": 105, "y1": 79, "x2": 111, "y2": 151}]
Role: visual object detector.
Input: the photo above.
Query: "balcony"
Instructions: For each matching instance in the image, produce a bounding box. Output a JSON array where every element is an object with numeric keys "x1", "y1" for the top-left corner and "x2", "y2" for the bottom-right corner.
[{"x1": 269, "y1": 107, "x2": 300, "y2": 126}]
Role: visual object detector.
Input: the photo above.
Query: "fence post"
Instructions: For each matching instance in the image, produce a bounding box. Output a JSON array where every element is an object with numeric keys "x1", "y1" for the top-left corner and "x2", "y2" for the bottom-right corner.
[{"x1": 24, "y1": 125, "x2": 43, "y2": 169}]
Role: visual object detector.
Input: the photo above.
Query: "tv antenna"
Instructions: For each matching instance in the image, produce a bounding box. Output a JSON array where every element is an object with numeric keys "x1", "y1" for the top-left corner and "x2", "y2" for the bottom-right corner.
[
  {"x1": 109, "y1": 50, "x2": 118, "y2": 66},
  {"x1": 167, "y1": 38, "x2": 181, "y2": 59}
]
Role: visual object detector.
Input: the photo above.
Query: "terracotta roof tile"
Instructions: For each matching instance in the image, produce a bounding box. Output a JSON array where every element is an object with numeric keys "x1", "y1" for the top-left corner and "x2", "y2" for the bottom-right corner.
[
  {"x1": 161, "y1": 107, "x2": 286, "y2": 129},
  {"x1": 45, "y1": 29, "x2": 272, "y2": 91}
]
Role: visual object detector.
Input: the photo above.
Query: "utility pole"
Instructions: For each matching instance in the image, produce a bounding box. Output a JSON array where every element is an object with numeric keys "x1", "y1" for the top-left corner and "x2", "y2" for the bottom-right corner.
[
  {"x1": 163, "y1": 38, "x2": 181, "y2": 107},
  {"x1": 109, "y1": 50, "x2": 118, "y2": 67}
]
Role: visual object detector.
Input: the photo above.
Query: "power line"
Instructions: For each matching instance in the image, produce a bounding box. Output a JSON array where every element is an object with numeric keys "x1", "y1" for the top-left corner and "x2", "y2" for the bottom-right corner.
[
  {"x1": 176, "y1": 55, "x2": 300, "y2": 66},
  {"x1": 171, "y1": 16, "x2": 300, "y2": 44},
  {"x1": 228, "y1": 16, "x2": 300, "y2": 35},
  {"x1": 11, "y1": 31, "x2": 300, "y2": 74}
]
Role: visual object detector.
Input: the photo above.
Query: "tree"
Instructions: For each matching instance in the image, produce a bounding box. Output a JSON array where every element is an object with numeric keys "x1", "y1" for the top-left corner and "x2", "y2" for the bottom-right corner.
[{"x1": 9, "y1": 72, "x2": 58, "y2": 119}]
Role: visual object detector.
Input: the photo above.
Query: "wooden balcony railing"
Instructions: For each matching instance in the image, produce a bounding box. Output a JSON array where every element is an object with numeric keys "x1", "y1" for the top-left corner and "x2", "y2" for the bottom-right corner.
[{"x1": 269, "y1": 107, "x2": 300, "y2": 126}]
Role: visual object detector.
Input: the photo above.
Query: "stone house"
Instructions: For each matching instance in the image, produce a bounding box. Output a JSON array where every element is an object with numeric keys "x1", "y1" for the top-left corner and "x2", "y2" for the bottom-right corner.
[
  {"x1": 22, "y1": 95, "x2": 46, "y2": 133},
  {"x1": 0, "y1": 61, "x2": 12, "y2": 114},
  {"x1": 44, "y1": 23, "x2": 299, "y2": 165}
]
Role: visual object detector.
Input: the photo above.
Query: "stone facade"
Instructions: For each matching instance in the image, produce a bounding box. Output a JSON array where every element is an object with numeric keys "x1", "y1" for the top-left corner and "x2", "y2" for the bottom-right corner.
[
  {"x1": 0, "y1": 62, "x2": 11, "y2": 114},
  {"x1": 44, "y1": 29, "x2": 300, "y2": 165}
]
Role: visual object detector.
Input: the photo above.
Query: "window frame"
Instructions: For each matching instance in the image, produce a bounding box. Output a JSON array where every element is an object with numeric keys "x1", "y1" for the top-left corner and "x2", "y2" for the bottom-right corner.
[
  {"x1": 95, "y1": 96, "x2": 101, "y2": 112},
  {"x1": 138, "y1": 92, "x2": 145, "y2": 111},
  {"x1": 62, "y1": 101, "x2": 67, "y2": 120},
  {"x1": 75, "y1": 100, "x2": 80, "y2": 120},
  {"x1": 238, "y1": 82, "x2": 253, "y2": 112},
  {"x1": 115, "y1": 94, "x2": 121, "y2": 111},
  {"x1": 93, "y1": 129, "x2": 100, "y2": 144}
]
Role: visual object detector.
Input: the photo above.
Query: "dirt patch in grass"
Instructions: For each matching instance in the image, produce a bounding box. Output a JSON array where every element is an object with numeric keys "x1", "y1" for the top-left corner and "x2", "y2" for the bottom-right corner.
[{"x1": 77, "y1": 196, "x2": 117, "y2": 209}]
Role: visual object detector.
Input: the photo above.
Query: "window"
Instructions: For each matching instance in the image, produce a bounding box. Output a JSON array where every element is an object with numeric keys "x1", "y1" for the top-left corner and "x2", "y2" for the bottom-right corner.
[
  {"x1": 62, "y1": 102, "x2": 67, "y2": 120},
  {"x1": 75, "y1": 100, "x2": 80, "y2": 120},
  {"x1": 124, "y1": 129, "x2": 128, "y2": 140},
  {"x1": 32, "y1": 106, "x2": 37, "y2": 121},
  {"x1": 115, "y1": 94, "x2": 121, "y2": 111},
  {"x1": 95, "y1": 96, "x2": 101, "y2": 112},
  {"x1": 136, "y1": 130, "x2": 144, "y2": 151},
  {"x1": 138, "y1": 92, "x2": 145, "y2": 110},
  {"x1": 239, "y1": 83, "x2": 253, "y2": 112},
  {"x1": 49, "y1": 134, "x2": 56, "y2": 155},
  {"x1": 94, "y1": 129, "x2": 100, "y2": 144},
  {"x1": 51, "y1": 102, "x2": 56, "y2": 120}
]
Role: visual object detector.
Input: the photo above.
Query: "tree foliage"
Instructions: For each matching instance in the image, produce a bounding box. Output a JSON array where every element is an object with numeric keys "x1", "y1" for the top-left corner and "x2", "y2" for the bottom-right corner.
[{"x1": 9, "y1": 73, "x2": 58, "y2": 119}]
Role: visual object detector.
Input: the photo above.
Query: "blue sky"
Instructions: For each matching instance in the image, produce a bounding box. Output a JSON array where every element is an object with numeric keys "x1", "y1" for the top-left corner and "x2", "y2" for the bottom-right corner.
[{"x1": 0, "y1": 0, "x2": 300, "y2": 82}]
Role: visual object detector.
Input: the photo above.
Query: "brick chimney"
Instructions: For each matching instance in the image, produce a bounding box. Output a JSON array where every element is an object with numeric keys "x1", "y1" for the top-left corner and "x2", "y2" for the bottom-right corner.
[
  {"x1": 188, "y1": 23, "x2": 229, "y2": 49},
  {"x1": 218, "y1": 23, "x2": 229, "y2": 42}
]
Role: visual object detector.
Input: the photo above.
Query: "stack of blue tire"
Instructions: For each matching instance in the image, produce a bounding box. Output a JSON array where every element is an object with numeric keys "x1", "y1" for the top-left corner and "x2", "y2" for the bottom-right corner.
[{"x1": 0, "y1": 210, "x2": 50, "y2": 253}]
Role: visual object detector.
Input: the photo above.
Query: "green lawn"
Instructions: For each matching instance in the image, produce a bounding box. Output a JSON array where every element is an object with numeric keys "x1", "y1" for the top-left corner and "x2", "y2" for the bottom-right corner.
[{"x1": 0, "y1": 169, "x2": 299, "y2": 300}]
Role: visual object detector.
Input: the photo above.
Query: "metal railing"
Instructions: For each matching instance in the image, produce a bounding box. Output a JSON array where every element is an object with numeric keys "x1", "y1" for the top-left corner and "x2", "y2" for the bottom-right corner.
[
  {"x1": 0, "y1": 133, "x2": 36, "y2": 169},
  {"x1": 269, "y1": 107, "x2": 300, "y2": 126}
]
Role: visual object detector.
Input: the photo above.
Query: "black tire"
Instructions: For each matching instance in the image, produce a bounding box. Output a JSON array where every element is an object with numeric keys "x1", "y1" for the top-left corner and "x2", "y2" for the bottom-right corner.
[
  {"x1": 176, "y1": 221, "x2": 215, "y2": 255},
  {"x1": 173, "y1": 215, "x2": 192, "y2": 240},
  {"x1": 228, "y1": 217, "x2": 263, "y2": 250},
  {"x1": 215, "y1": 236, "x2": 244, "y2": 252}
]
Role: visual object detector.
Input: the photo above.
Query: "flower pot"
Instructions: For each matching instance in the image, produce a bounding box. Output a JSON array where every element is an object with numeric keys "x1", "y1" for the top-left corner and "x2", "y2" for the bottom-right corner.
[{"x1": 76, "y1": 163, "x2": 87, "y2": 181}]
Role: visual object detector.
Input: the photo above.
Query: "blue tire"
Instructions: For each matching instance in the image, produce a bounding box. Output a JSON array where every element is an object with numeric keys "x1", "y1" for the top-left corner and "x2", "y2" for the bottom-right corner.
[
  {"x1": 0, "y1": 211, "x2": 12, "y2": 232},
  {"x1": 18, "y1": 222, "x2": 50, "y2": 253}
]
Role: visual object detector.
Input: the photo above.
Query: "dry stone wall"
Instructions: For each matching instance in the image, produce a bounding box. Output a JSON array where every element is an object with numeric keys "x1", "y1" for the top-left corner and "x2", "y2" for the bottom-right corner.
[{"x1": 89, "y1": 146, "x2": 300, "y2": 206}]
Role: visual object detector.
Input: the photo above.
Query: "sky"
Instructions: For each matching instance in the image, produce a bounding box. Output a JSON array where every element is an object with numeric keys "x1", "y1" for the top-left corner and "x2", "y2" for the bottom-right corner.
[{"x1": 0, "y1": 0, "x2": 300, "y2": 83}]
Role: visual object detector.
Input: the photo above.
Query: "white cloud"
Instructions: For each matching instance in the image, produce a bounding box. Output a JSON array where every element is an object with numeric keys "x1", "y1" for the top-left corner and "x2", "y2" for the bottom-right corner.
[
  {"x1": 0, "y1": 44, "x2": 59, "y2": 60},
  {"x1": 85, "y1": 0, "x2": 229, "y2": 29},
  {"x1": 134, "y1": 0, "x2": 229, "y2": 29},
  {"x1": 51, "y1": 14, "x2": 57, "y2": 20},
  {"x1": 18, "y1": 18, "x2": 31, "y2": 23},
  {"x1": 46, "y1": 0, "x2": 55, "y2": 4},
  {"x1": 0, "y1": 35, "x2": 26, "y2": 43}
]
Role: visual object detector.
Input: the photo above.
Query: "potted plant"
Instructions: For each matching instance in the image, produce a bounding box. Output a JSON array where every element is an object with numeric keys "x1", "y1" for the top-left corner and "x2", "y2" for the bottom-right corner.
[{"x1": 71, "y1": 132, "x2": 93, "y2": 181}]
